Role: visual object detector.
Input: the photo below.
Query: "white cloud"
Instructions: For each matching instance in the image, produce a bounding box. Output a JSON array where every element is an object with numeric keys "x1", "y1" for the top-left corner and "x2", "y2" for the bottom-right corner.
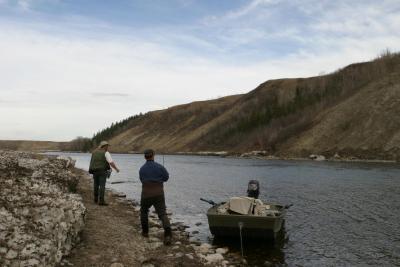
[
  {"x1": 209, "y1": 0, "x2": 279, "y2": 22},
  {"x1": 0, "y1": 1, "x2": 399, "y2": 140}
]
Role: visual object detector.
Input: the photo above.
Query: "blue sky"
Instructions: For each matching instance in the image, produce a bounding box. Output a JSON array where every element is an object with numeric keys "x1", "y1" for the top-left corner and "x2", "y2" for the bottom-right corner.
[{"x1": 1, "y1": 0, "x2": 400, "y2": 141}]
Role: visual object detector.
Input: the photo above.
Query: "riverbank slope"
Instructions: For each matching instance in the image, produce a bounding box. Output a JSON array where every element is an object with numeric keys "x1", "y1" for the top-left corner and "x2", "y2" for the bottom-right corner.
[{"x1": 96, "y1": 52, "x2": 400, "y2": 161}]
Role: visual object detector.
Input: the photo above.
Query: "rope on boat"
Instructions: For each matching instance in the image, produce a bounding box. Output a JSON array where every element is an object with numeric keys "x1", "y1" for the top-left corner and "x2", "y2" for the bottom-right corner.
[{"x1": 238, "y1": 221, "x2": 244, "y2": 258}]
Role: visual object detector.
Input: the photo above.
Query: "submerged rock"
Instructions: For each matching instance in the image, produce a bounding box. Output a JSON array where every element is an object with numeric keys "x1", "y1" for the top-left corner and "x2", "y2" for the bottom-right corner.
[{"x1": 0, "y1": 151, "x2": 86, "y2": 267}]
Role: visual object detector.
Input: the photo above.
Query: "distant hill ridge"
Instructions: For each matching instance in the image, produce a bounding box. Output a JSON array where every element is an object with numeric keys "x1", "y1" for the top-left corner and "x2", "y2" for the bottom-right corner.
[
  {"x1": 104, "y1": 51, "x2": 400, "y2": 160},
  {"x1": 0, "y1": 140, "x2": 68, "y2": 152}
]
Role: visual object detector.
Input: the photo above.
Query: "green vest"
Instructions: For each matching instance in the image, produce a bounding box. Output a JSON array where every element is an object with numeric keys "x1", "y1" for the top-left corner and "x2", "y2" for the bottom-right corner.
[{"x1": 89, "y1": 149, "x2": 110, "y2": 172}]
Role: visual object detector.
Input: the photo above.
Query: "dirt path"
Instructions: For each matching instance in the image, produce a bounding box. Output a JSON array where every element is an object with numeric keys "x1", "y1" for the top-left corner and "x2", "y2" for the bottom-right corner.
[{"x1": 61, "y1": 169, "x2": 206, "y2": 267}]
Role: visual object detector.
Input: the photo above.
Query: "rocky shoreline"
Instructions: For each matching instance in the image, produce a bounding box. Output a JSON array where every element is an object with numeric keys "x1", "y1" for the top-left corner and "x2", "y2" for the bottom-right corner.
[
  {"x1": 0, "y1": 151, "x2": 248, "y2": 267},
  {"x1": 0, "y1": 151, "x2": 85, "y2": 267}
]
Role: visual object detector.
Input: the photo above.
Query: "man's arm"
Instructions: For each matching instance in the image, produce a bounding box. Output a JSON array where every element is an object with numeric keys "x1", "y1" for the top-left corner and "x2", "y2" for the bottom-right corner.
[
  {"x1": 89, "y1": 154, "x2": 94, "y2": 173},
  {"x1": 160, "y1": 165, "x2": 169, "y2": 182},
  {"x1": 139, "y1": 168, "x2": 144, "y2": 182},
  {"x1": 105, "y1": 152, "x2": 120, "y2": 173},
  {"x1": 109, "y1": 162, "x2": 120, "y2": 173}
]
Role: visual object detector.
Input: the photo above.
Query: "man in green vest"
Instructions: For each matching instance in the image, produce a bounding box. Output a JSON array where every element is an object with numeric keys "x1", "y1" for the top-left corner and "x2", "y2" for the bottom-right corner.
[{"x1": 89, "y1": 141, "x2": 120, "y2": 205}]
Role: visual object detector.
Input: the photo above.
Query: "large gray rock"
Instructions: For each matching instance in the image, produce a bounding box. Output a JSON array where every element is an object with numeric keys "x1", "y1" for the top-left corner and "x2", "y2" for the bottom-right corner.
[{"x1": 0, "y1": 151, "x2": 86, "y2": 267}]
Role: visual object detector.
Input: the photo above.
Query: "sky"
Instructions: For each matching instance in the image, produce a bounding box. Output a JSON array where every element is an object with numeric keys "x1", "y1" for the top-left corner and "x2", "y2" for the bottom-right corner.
[{"x1": 0, "y1": 0, "x2": 399, "y2": 141}]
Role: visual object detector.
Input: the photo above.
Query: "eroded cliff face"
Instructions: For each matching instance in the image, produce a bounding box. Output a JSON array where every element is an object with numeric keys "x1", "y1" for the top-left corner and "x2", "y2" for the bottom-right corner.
[{"x1": 0, "y1": 151, "x2": 86, "y2": 267}]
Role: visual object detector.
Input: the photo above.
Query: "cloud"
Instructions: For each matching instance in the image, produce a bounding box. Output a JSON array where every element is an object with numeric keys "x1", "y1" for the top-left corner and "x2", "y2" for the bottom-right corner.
[
  {"x1": 0, "y1": 1, "x2": 399, "y2": 140},
  {"x1": 223, "y1": 0, "x2": 278, "y2": 20},
  {"x1": 203, "y1": 0, "x2": 278, "y2": 23},
  {"x1": 196, "y1": 0, "x2": 400, "y2": 61}
]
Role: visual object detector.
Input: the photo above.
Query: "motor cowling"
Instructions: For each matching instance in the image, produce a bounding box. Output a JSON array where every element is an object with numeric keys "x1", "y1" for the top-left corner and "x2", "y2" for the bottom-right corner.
[{"x1": 247, "y1": 180, "x2": 260, "y2": 199}]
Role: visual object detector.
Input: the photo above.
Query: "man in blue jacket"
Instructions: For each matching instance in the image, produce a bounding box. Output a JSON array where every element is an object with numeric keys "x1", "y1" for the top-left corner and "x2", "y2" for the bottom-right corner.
[{"x1": 139, "y1": 149, "x2": 172, "y2": 245}]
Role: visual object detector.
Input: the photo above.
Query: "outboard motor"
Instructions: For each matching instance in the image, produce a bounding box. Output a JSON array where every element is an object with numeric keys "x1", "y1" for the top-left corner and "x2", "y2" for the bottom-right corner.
[{"x1": 247, "y1": 180, "x2": 260, "y2": 199}]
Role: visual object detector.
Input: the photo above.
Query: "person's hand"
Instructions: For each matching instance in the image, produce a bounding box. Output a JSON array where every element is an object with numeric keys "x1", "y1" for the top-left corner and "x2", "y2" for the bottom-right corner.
[{"x1": 116, "y1": 168, "x2": 120, "y2": 173}]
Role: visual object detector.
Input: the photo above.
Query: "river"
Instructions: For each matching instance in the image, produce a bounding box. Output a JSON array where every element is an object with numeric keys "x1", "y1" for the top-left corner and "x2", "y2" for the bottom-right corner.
[{"x1": 50, "y1": 152, "x2": 400, "y2": 266}]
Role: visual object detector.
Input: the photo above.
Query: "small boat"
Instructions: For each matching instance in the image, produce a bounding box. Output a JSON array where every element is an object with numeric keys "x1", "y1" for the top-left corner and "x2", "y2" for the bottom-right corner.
[{"x1": 201, "y1": 180, "x2": 291, "y2": 240}]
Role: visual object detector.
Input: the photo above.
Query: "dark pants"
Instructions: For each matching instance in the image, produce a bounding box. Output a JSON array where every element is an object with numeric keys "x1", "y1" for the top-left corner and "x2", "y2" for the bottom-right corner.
[
  {"x1": 93, "y1": 171, "x2": 107, "y2": 204},
  {"x1": 140, "y1": 195, "x2": 171, "y2": 236}
]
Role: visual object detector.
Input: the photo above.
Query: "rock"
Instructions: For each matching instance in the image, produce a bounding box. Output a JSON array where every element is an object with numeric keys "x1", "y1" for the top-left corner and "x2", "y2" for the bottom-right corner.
[
  {"x1": 0, "y1": 151, "x2": 86, "y2": 267},
  {"x1": 90, "y1": 255, "x2": 101, "y2": 261},
  {"x1": 110, "y1": 263, "x2": 124, "y2": 267},
  {"x1": 174, "y1": 241, "x2": 182, "y2": 245},
  {"x1": 56, "y1": 156, "x2": 76, "y2": 168},
  {"x1": 147, "y1": 242, "x2": 163, "y2": 250},
  {"x1": 264, "y1": 260, "x2": 274, "y2": 266},
  {"x1": 196, "y1": 243, "x2": 213, "y2": 254},
  {"x1": 205, "y1": 253, "x2": 224, "y2": 264},
  {"x1": 195, "y1": 222, "x2": 202, "y2": 226},
  {"x1": 142, "y1": 264, "x2": 155, "y2": 267},
  {"x1": 5, "y1": 249, "x2": 18, "y2": 259},
  {"x1": 216, "y1": 247, "x2": 229, "y2": 254},
  {"x1": 175, "y1": 252, "x2": 184, "y2": 258},
  {"x1": 22, "y1": 258, "x2": 40, "y2": 266},
  {"x1": 185, "y1": 254, "x2": 194, "y2": 260},
  {"x1": 309, "y1": 154, "x2": 326, "y2": 161},
  {"x1": 149, "y1": 237, "x2": 160, "y2": 243},
  {"x1": 191, "y1": 230, "x2": 199, "y2": 235},
  {"x1": 240, "y1": 150, "x2": 268, "y2": 157}
]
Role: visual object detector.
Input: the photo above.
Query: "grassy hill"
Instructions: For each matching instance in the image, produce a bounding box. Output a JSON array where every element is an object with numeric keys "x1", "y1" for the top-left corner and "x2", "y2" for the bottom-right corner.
[{"x1": 103, "y1": 52, "x2": 400, "y2": 160}]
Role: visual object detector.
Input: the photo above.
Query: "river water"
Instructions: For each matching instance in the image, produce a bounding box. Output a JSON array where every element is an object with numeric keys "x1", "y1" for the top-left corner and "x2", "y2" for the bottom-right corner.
[{"x1": 50, "y1": 152, "x2": 400, "y2": 266}]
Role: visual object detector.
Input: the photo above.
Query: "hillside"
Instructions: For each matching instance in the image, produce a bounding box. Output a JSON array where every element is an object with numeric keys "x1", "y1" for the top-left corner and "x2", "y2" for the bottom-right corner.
[
  {"x1": 0, "y1": 140, "x2": 68, "y2": 152},
  {"x1": 100, "y1": 52, "x2": 400, "y2": 160}
]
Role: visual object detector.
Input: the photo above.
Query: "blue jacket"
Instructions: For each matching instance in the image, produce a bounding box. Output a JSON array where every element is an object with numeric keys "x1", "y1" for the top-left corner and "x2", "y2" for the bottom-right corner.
[{"x1": 139, "y1": 160, "x2": 169, "y2": 183}]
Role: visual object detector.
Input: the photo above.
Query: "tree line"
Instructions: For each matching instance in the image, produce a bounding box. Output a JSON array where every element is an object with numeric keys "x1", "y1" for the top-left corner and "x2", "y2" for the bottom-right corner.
[{"x1": 63, "y1": 113, "x2": 144, "y2": 152}]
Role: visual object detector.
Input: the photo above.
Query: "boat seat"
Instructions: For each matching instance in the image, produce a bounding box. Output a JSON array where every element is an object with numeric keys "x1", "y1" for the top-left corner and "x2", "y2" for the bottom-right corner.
[{"x1": 228, "y1": 197, "x2": 255, "y2": 215}]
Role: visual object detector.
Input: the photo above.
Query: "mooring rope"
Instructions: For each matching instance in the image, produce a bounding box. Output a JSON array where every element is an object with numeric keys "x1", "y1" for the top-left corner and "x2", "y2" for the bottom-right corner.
[{"x1": 238, "y1": 221, "x2": 244, "y2": 258}]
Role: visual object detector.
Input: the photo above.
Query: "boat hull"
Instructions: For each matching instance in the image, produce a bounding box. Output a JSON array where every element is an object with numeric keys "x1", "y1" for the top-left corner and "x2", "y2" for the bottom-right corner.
[{"x1": 206, "y1": 204, "x2": 285, "y2": 240}]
